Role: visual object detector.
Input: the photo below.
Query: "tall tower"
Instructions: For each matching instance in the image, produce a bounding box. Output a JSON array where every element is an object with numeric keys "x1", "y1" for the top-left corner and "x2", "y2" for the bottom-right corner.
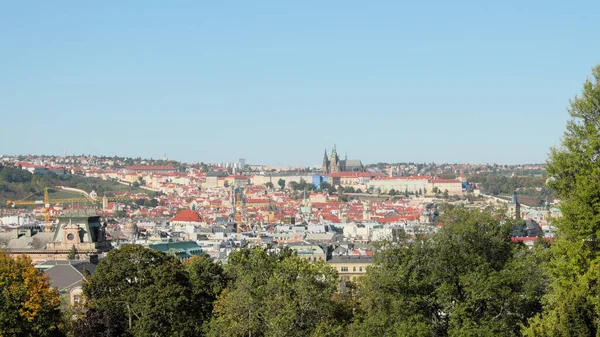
[
  {"x1": 322, "y1": 149, "x2": 330, "y2": 174},
  {"x1": 363, "y1": 200, "x2": 370, "y2": 220},
  {"x1": 330, "y1": 144, "x2": 340, "y2": 173},
  {"x1": 512, "y1": 191, "x2": 521, "y2": 219}
]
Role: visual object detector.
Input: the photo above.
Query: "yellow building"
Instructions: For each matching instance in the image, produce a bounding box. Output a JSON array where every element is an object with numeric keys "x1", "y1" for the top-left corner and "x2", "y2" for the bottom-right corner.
[
  {"x1": 328, "y1": 255, "x2": 374, "y2": 291},
  {"x1": 428, "y1": 179, "x2": 463, "y2": 195}
]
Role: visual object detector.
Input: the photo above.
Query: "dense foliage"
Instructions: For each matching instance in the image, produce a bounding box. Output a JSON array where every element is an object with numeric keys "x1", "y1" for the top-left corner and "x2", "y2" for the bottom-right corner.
[
  {"x1": 351, "y1": 208, "x2": 546, "y2": 337},
  {"x1": 80, "y1": 245, "x2": 209, "y2": 337},
  {"x1": 208, "y1": 247, "x2": 349, "y2": 337},
  {"x1": 0, "y1": 251, "x2": 64, "y2": 337},
  {"x1": 523, "y1": 65, "x2": 600, "y2": 336},
  {"x1": 468, "y1": 173, "x2": 551, "y2": 197}
]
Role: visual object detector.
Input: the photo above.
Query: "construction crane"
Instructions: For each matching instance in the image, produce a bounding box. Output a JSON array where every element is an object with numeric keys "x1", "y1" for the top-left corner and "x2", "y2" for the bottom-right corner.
[{"x1": 6, "y1": 187, "x2": 132, "y2": 230}]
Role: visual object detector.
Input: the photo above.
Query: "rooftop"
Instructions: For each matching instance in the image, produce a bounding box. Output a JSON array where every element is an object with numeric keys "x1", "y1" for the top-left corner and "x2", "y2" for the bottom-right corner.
[{"x1": 328, "y1": 255, "x2": 374, "y2": 264}]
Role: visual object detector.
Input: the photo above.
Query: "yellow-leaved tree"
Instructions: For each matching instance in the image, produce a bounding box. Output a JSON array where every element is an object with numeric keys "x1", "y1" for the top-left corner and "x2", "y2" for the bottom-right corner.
[{"x1": 0, "y1": 250, "x2": 64, "y2": 337}]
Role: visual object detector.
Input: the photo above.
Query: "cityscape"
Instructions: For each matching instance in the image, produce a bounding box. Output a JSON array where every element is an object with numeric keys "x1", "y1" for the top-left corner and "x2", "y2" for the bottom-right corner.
[{"x1": 2, "y1": 1, "x2": 600, "y2": 336}]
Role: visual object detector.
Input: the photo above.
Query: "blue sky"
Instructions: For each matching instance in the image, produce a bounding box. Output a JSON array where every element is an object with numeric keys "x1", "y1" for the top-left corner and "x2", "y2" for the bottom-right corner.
[{"x1": 1, "y1": 1, "x2": 599, "y2": 166}]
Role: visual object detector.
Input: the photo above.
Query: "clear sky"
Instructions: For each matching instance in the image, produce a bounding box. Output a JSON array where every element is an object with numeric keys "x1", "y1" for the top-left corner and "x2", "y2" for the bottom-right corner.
[{"x1": 1, "y1": 1, "x2": 599, "y2": 166}]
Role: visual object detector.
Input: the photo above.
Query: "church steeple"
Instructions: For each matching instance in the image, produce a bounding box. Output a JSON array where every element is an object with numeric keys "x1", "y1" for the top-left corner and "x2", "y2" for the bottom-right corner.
[
  {"x1": 322, "y1": 148, "x2": 330, "y2": 174},
  {"x1": 330, "y1": 143, "x2": 340, "y2": 173}
]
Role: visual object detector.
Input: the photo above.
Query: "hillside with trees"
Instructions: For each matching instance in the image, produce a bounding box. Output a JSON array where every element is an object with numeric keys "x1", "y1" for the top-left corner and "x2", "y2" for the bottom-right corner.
[{"x1": 0, "y1": 165, "x2": 150, "y2": 207}]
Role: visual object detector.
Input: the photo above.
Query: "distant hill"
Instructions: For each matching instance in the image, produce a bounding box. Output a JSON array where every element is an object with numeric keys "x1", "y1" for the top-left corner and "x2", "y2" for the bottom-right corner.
[{"x1": 0, "y1": 165, "x2": 151, "y2": 208}]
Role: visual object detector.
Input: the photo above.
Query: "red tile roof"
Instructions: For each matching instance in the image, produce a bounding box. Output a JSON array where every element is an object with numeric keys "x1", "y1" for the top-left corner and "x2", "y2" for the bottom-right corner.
[
  {"x1": 247, "y1": 198, "x2": 270, "y2": 203},
  {"x1": 227, "y1": 175, "x2": 248, "y2": 179},
  {"x1": 171, "y1": 209, "x2": 203, "y2": 222}
]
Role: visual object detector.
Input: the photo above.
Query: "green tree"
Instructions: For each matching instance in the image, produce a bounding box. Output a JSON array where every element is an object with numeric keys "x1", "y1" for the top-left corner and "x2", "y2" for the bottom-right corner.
[
  {"x1": 344, "y1": 186, "x2": 355, "y2": 193},
  {"x1": 113, "y1": 210, "x2": 127, "y2": 218},
  {"x1": 0, "y1": 251, "x2": 65, "y2": 337},
  {"x1": 185, "y1": 254, "x2": 228, "y2": 326},
  {"x1": 523, "y1": 65, "x2": 600, "y2": 336},
  {"x1": 337, "y1": 186, "x2": 348, "y2": 202},
  {"x1": 208, "y1": 247, "x2": 348, "y2": 337},
  {"x1": 82, "y1": 245, "x2": 199, "y2": 337},
  {"x1": 277, "y1": 179, "x2": 286, "y2": 190},
  {"x1": 265, "y1": 182, "x2": 274, "y2": 189},
  {"x1": 353, "y1": 208, "x2": 545, "y2": 337},
  {"x1": 143, "y1": 198, "x2": 158, "y2": 208},
  {"x1": 320, "y1": 182, "x2": 335, "y2": 194},
  {"x1": 72, "y1": 308, "x2": 127, "y2": 337},
  {"x1": 388, "y1": 189, "x2": 396, "y2": 196},
  {"x1": 67, "y1": 245, "x2": 79, "y2": 260}
]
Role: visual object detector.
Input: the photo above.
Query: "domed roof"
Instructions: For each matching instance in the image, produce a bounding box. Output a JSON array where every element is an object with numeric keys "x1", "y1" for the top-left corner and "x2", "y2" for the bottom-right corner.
[
  {"x1": 171, "y1": 209, "x2": 202, "y2": 223},
  {"x1": 125, "y1": 218, "x2": 137, "y2": 231}
]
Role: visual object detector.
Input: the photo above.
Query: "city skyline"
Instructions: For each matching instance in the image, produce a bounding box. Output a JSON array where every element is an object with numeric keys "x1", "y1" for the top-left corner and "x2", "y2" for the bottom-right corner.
[
  {"x1": 2, "y1": 1, "x2": 600, "y2": 165},
  {"x1": 0, "y1": 151, "x2": 547, "y2": 168}
]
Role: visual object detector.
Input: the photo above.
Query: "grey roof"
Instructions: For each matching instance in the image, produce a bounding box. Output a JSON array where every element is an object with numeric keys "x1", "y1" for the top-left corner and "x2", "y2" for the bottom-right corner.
[
  {"x1": 526, "y1": 220, "x2": 540, "y2": 230},
  {"x1": 305, "y1": 232, "x2": 335, "y2": 242},
  {"x1": 0, "y1": 232, "x2": 16, "y2": 247},
  {"x1": 328, "y1": 255, "x2": 374, "y2": 264},
  {"x1": 286, "y1": 243, "x2": 325, "y2": 255},
  {"x1": 4, "y1": 232, "x2": 54, "y2": 250},
  {"x1": 37, "y1": 260, "x2": 98, "y2": 275},
  {"x1": 332, "y1": 246, "x2": 348, "y2": 255},
  {"x1": 344, "y1": 160, "x2": 363, "y2": 167},
  {"x1": 44, "y1": 264, "x2": 86, "y2": 292},
  {"x1": 206, "y1": 171, "x2": 228, "y2": 177}
]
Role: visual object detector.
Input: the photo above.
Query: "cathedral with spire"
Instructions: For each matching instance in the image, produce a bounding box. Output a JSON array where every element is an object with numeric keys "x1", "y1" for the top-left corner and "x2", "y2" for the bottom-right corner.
[{"x1": 322, "y1": 144, "x2": 364, "y2": 174}]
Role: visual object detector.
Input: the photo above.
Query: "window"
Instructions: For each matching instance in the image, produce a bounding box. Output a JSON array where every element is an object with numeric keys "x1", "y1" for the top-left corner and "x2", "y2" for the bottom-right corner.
[
  {"x1": 67, "y1": 233, "x2": 74, "y2": 241},
  {"x1": 359, "y1": 266, "x2": 363, "y2": 272},
  {"x1": 341, "y1": 266, "x2": 348, "y2": 272},
  {"x1": 73, "y1": 295, "x2": 82, "y2": 305},
  {"x1": 353, "y1": 266, "x2": 356, "y2": 272}
]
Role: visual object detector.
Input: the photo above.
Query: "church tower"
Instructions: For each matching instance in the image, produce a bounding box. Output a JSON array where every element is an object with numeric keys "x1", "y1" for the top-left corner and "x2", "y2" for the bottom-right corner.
[
  {"x1": 330, "y1": 144, "x2": 340, "y2": 173},
  {"x1": 322, "y1": 149, "x2": 330, "y2": 174}
]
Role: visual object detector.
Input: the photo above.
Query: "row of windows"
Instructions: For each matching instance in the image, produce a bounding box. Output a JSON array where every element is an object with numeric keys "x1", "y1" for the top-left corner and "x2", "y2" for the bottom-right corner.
[
  {"x1": 304, "y1": 256, "x2": 324, "y2": 262},
  {"x1": 336, "y1": 266, "x2": 364, "y2": 272}
]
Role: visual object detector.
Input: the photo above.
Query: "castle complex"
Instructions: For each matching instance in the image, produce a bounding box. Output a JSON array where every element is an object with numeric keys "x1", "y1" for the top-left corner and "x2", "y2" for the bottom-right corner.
[{"x1": 322, "y1": 144, "x2": 364, "y2": 174}]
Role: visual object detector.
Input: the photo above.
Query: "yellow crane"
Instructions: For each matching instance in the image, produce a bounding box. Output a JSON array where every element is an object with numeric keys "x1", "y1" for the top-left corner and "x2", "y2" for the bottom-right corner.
[{"x1": 6, "y1": 187, "x2": 131, "y2": 230}]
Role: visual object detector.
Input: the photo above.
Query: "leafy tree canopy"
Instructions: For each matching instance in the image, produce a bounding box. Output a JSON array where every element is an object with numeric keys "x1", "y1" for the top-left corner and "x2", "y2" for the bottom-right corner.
[
  {"x1": 82, "y1": 245, "x2": 199, "y2": 337},
  {"x1": 0, "y1": 251, "x2": 65, "y2": 337},
  {"x1": 352, "y1": 208, "x2": 546, "y2": 337},
  {"x1": 523, "y1": 64, "x2": 600, "y2": 336},
  {"x1": 208, "y1": 247, "x2": 349, "y2": 337}
]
